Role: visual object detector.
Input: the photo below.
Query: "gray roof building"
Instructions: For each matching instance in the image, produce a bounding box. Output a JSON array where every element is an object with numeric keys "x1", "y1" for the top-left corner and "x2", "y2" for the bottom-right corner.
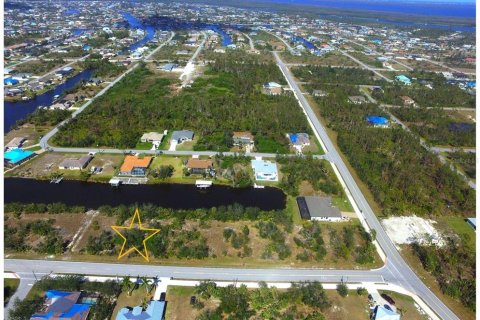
[
  {"x1": 171, "y1": 130, "x2": 194, "y2": 143},
  {"x1": 59, "y1": 155, "x2": 93, "y2": 170},
  {"x1": 297, "y1": 196, "x2": 343, "y2": 221}
]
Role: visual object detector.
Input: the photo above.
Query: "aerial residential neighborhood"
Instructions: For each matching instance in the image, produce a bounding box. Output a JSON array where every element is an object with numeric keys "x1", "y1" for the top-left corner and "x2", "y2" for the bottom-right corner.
[{"x1": 2, "y1": 0, "x2": 476, "y2": 319}]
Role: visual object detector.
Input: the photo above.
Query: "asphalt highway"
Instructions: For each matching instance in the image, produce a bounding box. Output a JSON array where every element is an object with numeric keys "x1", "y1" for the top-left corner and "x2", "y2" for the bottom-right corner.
[{"x1": 273, "y1": 51, "x2": 458, "y2": 320}]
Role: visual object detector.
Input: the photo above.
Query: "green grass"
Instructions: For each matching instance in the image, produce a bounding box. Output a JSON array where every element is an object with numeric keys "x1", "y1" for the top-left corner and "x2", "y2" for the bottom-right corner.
[
  {"x1": 332, "y1": 196, "x2": 354, "y2": 212},
  {"x1": 438, "y1": 216, "x2": 476, "y2": 252},
  {"x1": 135, "y1": 141, "x2": 154, "y2": 150},
  {"x1": 4, "y1": 278, "x2": 20, "y2": 305},
  {"x1": 23, "y1": 145, "x2": 42, "y2": 151}
]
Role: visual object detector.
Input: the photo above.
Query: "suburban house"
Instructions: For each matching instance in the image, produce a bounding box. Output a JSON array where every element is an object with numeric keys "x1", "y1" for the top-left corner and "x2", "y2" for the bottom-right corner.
[
  {"x1": 119, "y1": 155, "x2": 152, "y2": 176},
  {"x1": 161, "y1": 63, "x2": 178, "y2": 72},
  {"x1": 251, "y1": 159, "x2": 278, "y2": 181},
  {"x1": 400, "y1": 96, "x2": 415, "y2": 106},
  {"x1": 371, "y1": 305, "x2": 401, "y2": 320},
  {"x1": 116, "y1": 300, "x2": 166, "y2": 320},
  {"x1": 30, "y1": 290, "x2": 91, "y2": 320},
  {"x1": 312, "y1": 89, "x2": 328, "y2": 97},
  {"x1": 348, "y1": 95, "x2": 367, "y2": 104},
  {"x1": 296, "y1": 196, "x2": 346, "y2": 222},
  {"x1": 55, "y1": 66, "x2": 74, "y2": 78},
  {"x1": 232, "y1": 131, "x2": 254, "y2": 146},
  {"x1": 395, "y1": 75, "x2": 412, "y2": 85},
  {"x1": 5, "y1": 137, "x2": 26, "y2": 151},
  {"x1": 4, "y1": 148, "x2": 36, "y2": 167},
  {"x1": 171, "y1": 130, "x2": 194, "y2": 144},
  {"x1": 59, "y1": 155, "x2": 93, "y2": 170},
  {"x1": 186, "y1": 158, "x2": 214, "y2": 175},
  {"x1": 287, "y1": 133, "x2": 310, "y2": 152},
  {"x1": 366, "y1": 116, "x2": 389, "y2": 128},
  {"x1": 141, "y1": 132, "x2": 164, "y2": 144},
  {"x1": 263, "y1": 82, "x2": 283, "y2": 95}
]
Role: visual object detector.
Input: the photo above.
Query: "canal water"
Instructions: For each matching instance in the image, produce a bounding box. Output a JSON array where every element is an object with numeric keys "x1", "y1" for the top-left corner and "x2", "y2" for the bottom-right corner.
[
  {"x1": 121, "y1": 12, "x2": 156, "y2": 53},
  {"x1": 4, "y1": 178, "x2": 286, "y2": 211},
  {"x1": 4, "y1": 69, "x2": 93, "y2": 133}
]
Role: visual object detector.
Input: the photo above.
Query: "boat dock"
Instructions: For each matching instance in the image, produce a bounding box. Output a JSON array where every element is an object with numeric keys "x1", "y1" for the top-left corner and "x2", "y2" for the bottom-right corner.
[
  {"x1": 109, "y1": 176, "x2": 148, "y2": 186},
  {"x1": 50, "y1": 177, "x2": 63, "y2": 184},
  {"x1": 196, "y1": 180, "x2": 212, "y2": 189}
]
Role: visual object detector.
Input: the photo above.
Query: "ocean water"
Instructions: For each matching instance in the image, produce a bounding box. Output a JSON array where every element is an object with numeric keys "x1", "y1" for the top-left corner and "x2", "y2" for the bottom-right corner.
[{"x1": 266, "y1": 0, "x2": 475, "y2": 18}]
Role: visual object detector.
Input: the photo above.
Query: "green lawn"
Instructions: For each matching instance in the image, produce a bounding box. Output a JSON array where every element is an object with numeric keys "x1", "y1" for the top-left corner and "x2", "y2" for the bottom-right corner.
[
  {"x1": 111, "y1": 288, "x2": 152, "y2": 320},
  {"x1": 437, "y1": 216, "x2": 476, "y2": 252},
  {"x1": 4, "y1": 278, "x2": 20, "y2": 306},
  {"x1": 135, "y1": 141, "x2": 153, "y2": 150}
]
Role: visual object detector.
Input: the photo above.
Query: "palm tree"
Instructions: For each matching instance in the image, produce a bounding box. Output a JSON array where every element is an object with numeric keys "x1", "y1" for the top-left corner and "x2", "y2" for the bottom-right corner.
[
  {"x1": 149, "y1": 276, "x2": 160, "y2": 294},
  {"x1": 140, "y1": 296, "x2": 150, "y2": 309},
  {"x1": 121, "y1": 276, "x2": 133, "y2": 296},
  {"x1": 141, "y1": 276, "x2": 150, "y2": 293}
]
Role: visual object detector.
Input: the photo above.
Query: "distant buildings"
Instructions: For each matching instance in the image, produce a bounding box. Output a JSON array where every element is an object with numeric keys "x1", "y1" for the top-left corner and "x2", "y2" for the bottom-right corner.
[
  {"x1": 395, "y1": 75, "x2": 411, "y2": 85},
  {"x1": 232, "y1": 131, "x2": 254, "y2": 146},
  {"x1": 348, "y1": 95, "x2": 367, "y2": 104},
  {"x1": 399, "y1": 95, "x2": 415, "y2": 106},
  {"x1": 251, "y1": 159, "x2": 278, "y2": 181},
  {"x1": 366, "y1": 116, "x2": 389, "y2": 128},
  {"x1": 287, "y1": 133, "x2": 310, "y2": 152},
  {"x1": 263, "y1": 82, "x2": 283, "y2": 95},
  {"x1": 30, "y1": 290, "x2": 91, "y2": 320},
  {"x1": 116, "y1": 300, "x2": 166, "y2": 320},
  {"x1": 119, "y1": 155, "x2": 152, "y2": 176}
]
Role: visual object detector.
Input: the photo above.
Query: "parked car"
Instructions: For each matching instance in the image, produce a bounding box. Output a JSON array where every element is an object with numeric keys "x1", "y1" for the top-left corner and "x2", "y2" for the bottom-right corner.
[{"x1": 381, "y1": 293, "x2": 395, "y2": 305}]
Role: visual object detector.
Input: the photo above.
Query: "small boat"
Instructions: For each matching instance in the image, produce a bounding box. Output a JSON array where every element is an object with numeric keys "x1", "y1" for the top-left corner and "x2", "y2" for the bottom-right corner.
[
  {"x1": 196, "y1": 180, "x2": 212, "y2": 189},
  {"x1": 53, "y1": 94, "x2": 61, "y2": 102},
  {"x1": 50, "y1": 177, "x2": 63, "y2": 184},
  {"x1": 254, "y1": 183, "x2": 265, "y2": 189}
]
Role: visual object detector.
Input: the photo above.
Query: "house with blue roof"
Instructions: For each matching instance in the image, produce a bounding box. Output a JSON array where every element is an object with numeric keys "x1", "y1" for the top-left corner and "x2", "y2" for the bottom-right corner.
[
  {"x1": 366, "y1": 116, "x2": 389, "y2": 128},
  {"x1": 371, "y1": 305, "x2": 400, "y2": 320},
  {"x1": 30, "y1": 290, "x2": 91, "y2": 320},
  {"x1": 395, "y1": 75, "x2": 411, "y2": 86},
  {"x1": 288, "y1": 133, "x2": 310, "y2": 152},
  {"x1": 116, "y1": 300, "x2": 166, "y2": 320},
  {"x1": 4, "y1": 77, "x2": 19, "y2": 86},
  {"x1": 251, "y1": 159, "x2": 278, "y2": 181},
  {"x1": 4, "y1": 148, "x2": 36, "y2": 167}
]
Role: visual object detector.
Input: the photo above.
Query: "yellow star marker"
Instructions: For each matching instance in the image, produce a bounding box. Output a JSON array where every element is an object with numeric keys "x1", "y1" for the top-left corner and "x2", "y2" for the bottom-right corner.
[{"x1": 111, "y1": 208, "x2": 160, "y2": 262}]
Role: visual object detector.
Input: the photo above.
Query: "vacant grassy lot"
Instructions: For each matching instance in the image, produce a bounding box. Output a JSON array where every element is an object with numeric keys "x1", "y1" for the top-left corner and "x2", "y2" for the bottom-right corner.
[
  {"x1": 4, "y1": 123, "x2": 52, "y2": 148},
  {"x1": 165, "y1": 286, "x2": 219, "y2": 320},
  {"x1": 281, "y1": 51, "x2": 357, "y2": 66}
]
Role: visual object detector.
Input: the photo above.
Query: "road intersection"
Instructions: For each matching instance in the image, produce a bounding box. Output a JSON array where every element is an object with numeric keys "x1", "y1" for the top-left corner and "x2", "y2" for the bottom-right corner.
[{"x1": 7, "y1": 36, "x2": 460, "y2": 320}]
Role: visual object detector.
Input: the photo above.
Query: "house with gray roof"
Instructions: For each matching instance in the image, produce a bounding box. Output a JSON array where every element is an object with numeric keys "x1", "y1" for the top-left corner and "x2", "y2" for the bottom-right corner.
[
  {"x1": 171, "y1": 130, "x2": 194, "y2": 143},
  {"x1": 296, "y1": 196, "x2": 346, "y2": 222},
  {"x1": 59, "y1": 155, "x2": 93, "y2": 170}
]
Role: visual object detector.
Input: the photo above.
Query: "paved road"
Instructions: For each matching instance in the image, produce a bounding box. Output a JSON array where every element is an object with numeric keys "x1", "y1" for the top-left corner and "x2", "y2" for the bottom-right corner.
[
  {"x1": 144, "y1": 32, "x2": 176, "y2": 60},
  {"x1": 431, "y1": 146, "x2": 476, "y2": 153},
  {"x1": 273, "y1": 51, "x2": 458, "y2": 320},
  {"x1": 244, "y1": 32, "x2": 255, "y2": 50},
  {"x1": 180, "y1": 32, "x2": 206, "y2": 84},
  {"x1": 380, "y1": 103, "x2": 475, "y2": 112},
  {"x1": 4, "y1": 274, "x2": 37, "y2": 318},
  {"x1": 4, "y1": 259, "x2": 385, "y2": 283},
  {"x1": 337, "y1": 49, "x2": 393, "y2": 82},
  {"x1": 39, "y1": 34, "x2": 177, "y2": 150},
  {"x1": 343, "y1": 38, "x2": 413, "y2": 72}
]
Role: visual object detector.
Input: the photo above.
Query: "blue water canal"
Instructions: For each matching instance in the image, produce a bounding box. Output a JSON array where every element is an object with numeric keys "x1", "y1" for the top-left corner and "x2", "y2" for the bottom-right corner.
[
  {"x1": 4, "y1": 69, "x2": 93, "y2": 133},
  {"x1": 4, "y1": 13, "x2": 233, "y2": 134},
  {"x1": 121, "y1": 12, "x2": 156, "y2": 53}
]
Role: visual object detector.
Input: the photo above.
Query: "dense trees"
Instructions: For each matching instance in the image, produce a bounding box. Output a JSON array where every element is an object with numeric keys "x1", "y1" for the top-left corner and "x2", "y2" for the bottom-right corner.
[
  {"x1": 14, "y1": 108, "x2": 72, "y2": 128},
  {"x1": 80, "y1": 57, "x2": 126, "y2": 78},
  {"x1": 53, "y1": 53, "x2": 311, "y2": 151},
  {"x1": 390, "y1": 107, "x2": 475, "y2": 147},
  {"x1": 194, "y1": 281, "x2": 331, "y2": 319},
  {"x1": 314, "y1": 90, "x2": 475, "y2": 216},
  {"x1": 292, "y1": 65, "x2": 384, "y2": 85},
  {"x1": 277, "y1": 155, "x2": 342, "y2": 196},
  {"x1": 411, "y1": 239, "x2": 475, "y2": 311}
]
